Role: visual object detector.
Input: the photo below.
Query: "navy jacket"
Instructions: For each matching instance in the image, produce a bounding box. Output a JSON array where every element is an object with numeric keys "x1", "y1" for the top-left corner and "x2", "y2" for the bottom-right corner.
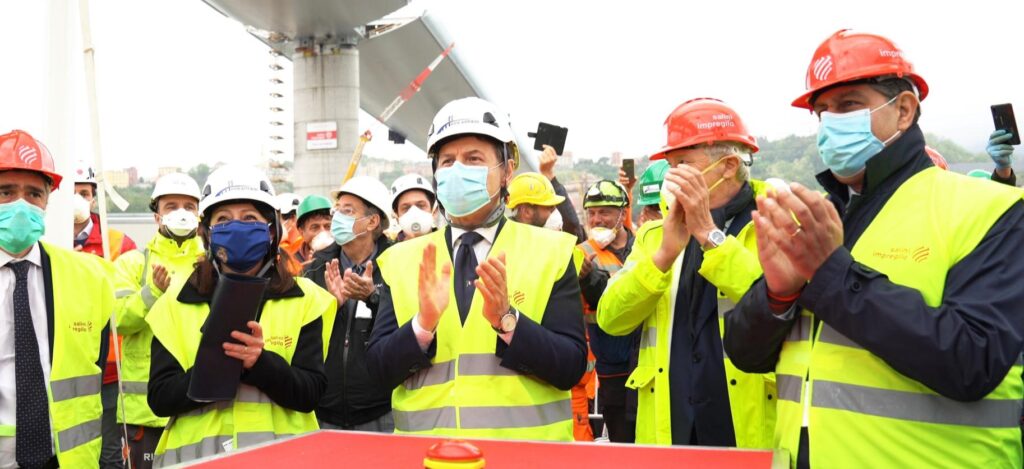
[
  {"x1": 304, "y1": 235, "x2": 393, "y2": 427},
  {"x1": 667, "y1": 182, "x2": 757, "y2": 446}
]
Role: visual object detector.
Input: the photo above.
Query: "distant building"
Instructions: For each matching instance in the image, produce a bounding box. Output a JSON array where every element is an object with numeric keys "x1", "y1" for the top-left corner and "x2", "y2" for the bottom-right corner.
[
  {"x1": 158, "y1": 166, "x2": 182, "y2": 178},
  {"x1": 266, "y1": 161, "x2": 291, "y2": 184},
  {"x1": 611, "y1": 152, "x2": 623, "y2": 166},
  {"x1": 555, "y1": 151, "x2": 575, "y2": 170},
  {"x1": 126, "y1": 167, "x2": 139, "y2": 186},
  {"x1": 105, "y1": 170, "x2": 130, "y2": 189}
]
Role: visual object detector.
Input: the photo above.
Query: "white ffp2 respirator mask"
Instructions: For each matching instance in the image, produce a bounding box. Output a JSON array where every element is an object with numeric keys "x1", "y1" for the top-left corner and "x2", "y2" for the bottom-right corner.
[
  {"x1": 399, "y1": 206, "x2": 435, "y2": 237},
  {"x1": 73, "y1": 194, "x2": 92, "y2": 224},
  {"x1": 543, "y1": 209, "x2": 563, "y2": 231},
  {"x1": 162, "y1": 209, "x2": 199, "y2": 237}
]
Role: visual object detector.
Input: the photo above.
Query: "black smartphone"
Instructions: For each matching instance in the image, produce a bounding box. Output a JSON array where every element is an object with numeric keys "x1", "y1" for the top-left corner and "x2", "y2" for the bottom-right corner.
[
  {"x1": 622, "y1": 158, "x2": 635, "y2": 183},
  {"x1": 527, "y1": 122, "x2": 568, "y2": 155},
  {"x1": 991, "y1": 103, "x2": 1021, "y2": 145}
]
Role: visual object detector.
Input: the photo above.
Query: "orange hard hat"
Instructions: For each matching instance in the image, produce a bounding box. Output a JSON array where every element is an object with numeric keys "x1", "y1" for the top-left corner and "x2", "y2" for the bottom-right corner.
[
  {"x1": 792, "y1": 29, "x2": 929, "y2": 110},
  {"x1": 924, "y1": 145, "x2": 948, "y2": 170},
  {"x1": 0, "y1": 130, "x2": 63, "y2": 189},
  {"x1": 649, "y1": 98, "x2": 759, "y2": 161}
]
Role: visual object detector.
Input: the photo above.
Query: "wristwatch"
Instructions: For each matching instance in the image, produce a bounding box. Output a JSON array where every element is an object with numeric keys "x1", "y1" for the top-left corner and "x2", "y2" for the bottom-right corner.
[
  {"x1": 702, "y1": 228, "x2": 726, "y2": 251},
  {"x1": 493, "y1": 308, "x2": 518, "y2": 334}
]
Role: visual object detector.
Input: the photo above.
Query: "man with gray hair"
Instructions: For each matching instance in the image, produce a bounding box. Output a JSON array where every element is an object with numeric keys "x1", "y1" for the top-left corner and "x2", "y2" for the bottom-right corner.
[
  {"x1": 305, "y1": 175, "x2": 396, "y2": 433},
  {"x1": 596, "y1": 98, "x2": 776, "y2": 448}
]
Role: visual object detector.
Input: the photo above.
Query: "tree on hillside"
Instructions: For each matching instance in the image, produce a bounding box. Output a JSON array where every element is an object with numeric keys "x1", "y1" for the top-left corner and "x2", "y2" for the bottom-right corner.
[
  {"x1": 923, "y1": 133, "x2": 988, "y2": 163},
  {"x1": 188, "y1": 164, "x2": 212, "y2": 187}
]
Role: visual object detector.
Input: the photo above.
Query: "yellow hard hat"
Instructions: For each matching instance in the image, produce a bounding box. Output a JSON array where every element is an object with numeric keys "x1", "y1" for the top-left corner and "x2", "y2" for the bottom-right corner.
[{"x1": 507, "y1": 172, "x2": 565, "y2": 209}]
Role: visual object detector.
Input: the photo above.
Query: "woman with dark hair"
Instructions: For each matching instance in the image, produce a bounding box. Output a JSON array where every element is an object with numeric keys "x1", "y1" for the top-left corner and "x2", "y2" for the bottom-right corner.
[{"x1": 145, "y1": 165, "x2": 336, "y2": 467}]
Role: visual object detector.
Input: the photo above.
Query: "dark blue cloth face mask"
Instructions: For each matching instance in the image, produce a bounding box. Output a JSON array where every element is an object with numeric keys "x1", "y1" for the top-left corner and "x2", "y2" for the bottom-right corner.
[{"x1": 209, "y1": 220, "x2": 271, "y2": 272}]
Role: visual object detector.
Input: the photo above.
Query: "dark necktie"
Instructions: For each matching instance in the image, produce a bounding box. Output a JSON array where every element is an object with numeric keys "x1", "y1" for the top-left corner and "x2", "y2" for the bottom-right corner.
[
  {"x1": 454, "y1": 232, "x2": 483, "y2": 325},
  {"x1": 8, "y1": 261, "x2": 53, "y2": 468}
]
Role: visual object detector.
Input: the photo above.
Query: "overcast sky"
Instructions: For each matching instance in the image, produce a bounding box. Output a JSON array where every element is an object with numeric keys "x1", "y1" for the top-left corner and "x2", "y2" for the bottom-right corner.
[{"x1": 2, "y1": 0, "x2": 1022, "y2": 176}]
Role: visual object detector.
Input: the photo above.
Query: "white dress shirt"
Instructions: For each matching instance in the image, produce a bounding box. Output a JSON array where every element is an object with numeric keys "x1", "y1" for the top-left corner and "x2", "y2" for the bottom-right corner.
[
  {"x1": 449, "y1": 223, "x2": 498, "y2": 267},
  {"x1": 0, "y1": 244, "x2": 52, "y2": 468}
]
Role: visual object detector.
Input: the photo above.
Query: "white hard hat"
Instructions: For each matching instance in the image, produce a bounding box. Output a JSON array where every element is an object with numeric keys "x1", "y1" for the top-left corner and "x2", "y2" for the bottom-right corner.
[
  {"x1": 199, "y1": 164, "x2": 277, "y2": 216},
  {"x1": 389, "y1": 173, "x2": 435, "y2": 212},
  {"x1": 426, "y1": 97, "x2": 519, "y2": 168},
  {"x1": 73, "y1": 161, "x2": 97, "y2": 186},
  {"x1": 151, "y1": 173, "x2": 201, "y2": 202},
  {"x1": 330, "y1": 176, "x2": 392, "y2": 229},
  {"x1": 276, "y1": 193, "x2": 301, "y2": 215}
]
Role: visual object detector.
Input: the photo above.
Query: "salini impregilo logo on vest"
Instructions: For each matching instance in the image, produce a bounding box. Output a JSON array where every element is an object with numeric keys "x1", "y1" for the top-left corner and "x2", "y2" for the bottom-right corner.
[{"x1": 870, "y1": 246, "x2": 930, "y2": 263}]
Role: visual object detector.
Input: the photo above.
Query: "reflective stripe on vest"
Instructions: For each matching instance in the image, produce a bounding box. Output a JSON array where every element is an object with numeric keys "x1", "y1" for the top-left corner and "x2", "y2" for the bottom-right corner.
[
  {"x1": 51, "y1": 373, "x2": 102, "y2": 402},
  {"x1": 776, "y1": 374, "x2": 802, "y2": 404},
  {"x1": 813, "y1": 379, "x2": 1022, "y2": 428},
  {"x1": 120, "y1": 381, "x2": 148, "y2": 395},
  {"x1": 403, "y1": 354, "x2": 522, "y2": 391},
  {"x1": 786, "y1": 314, "x2": 812, "y2": 342},
  {"x1": 393, "y1": 400, "x2": 572, "y2": 432},
  {"x1": 57, "y1": 418, "x2": 102, "y2": 453},
  {"x1": 0, "y1": 421, "x2": 100, "y2": 458},
  {"x1": 155, "y1": 435, "x2": 232, "y2": 467},
  {"x1": 641, "y1": 326, "x2": 657, "y2": 348}
]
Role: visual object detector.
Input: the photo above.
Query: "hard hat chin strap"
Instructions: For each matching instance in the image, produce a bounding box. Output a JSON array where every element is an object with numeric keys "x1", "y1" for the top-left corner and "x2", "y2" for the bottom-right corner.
[{"x1": 445, "y1": 192, "x2": 506, "y2": 230}]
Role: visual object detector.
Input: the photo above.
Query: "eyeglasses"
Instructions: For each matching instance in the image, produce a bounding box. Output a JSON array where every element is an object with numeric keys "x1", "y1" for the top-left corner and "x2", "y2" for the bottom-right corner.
[{"x1": 331, "y1": 207, "x2": 363, "y2": 217}]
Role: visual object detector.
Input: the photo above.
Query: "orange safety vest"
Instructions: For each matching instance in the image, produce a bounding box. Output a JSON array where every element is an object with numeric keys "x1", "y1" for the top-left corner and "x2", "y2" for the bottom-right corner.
[
  {"x1": 574, "y1": 240, "x2": 625, "y2": 440},
  {"x1": 577, "y1": 239, "x2": 624, "y2": 316},
  {"x1": 571, "y1": 330, "x2": 598, "y2": 441}
]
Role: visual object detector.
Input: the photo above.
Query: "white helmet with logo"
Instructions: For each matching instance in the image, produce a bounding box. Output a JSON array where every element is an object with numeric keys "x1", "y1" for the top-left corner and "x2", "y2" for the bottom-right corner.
[
  {"x1": 199, "y1": 164, "x2": 278, "y2": 216},
  {"x1": 276, "y1": 193, "x2": 301, "y2": 215},
  {"x1": 426, "y1": 97, "x2": 519, "y2": 168},
  {"x1": 330, "y1": 175, "x2": 392, "y2": 229},
  {"x1": 73, "y1": 161, "x2": 97, "y2": 186},
  {"x1": 151, "y1": 173, "x2": 202, "y2": 202},
  {"x1": 389, "y1": 173, "x2": 435, "y2": 212}
]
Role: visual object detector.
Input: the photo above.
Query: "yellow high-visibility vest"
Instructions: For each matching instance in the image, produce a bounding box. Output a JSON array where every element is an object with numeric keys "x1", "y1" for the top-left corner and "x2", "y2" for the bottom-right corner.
[
  {"x1": 0, "y1": 243, "x2": 111, "y2": 468},
  {"x1": 112, "y1": 235, "x2": 204, "y2": 428},
  {"x1": 775, "y1": 167, "x2": 1024, "y2": 467},
  {"x1": 597, "y1": 179, "x2": 776, "y2": 448},
  {"x1": 377, "y1": 220, "x2": 579, "y2": 441},
  {"x1": 146, "y1": 275, "x2": 335, "y2": 467}
]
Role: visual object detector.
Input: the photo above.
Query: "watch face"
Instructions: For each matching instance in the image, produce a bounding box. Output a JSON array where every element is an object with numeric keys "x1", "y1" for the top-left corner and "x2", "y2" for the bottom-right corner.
[
  {"x1": 710, "y1": 230, "x2": 726, "y2": 245},
  {"x1": 500, "y1": 313, "x2": 517, "y2": 332}
]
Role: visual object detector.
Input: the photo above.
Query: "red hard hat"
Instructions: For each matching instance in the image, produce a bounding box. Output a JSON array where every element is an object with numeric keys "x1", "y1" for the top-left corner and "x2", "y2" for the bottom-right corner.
[
  {"x1": 924, "y1": 145, "x2": 948, "y2": 170},
  {"x1": 0, "y1": 130, "x2": 63, "y2": 189},
  {"x1": 649, "y1": 98, "x2": 759, "y2": 161},
  {"x1": 792, "y1": 29, "x2": 929, "y2": 110}
]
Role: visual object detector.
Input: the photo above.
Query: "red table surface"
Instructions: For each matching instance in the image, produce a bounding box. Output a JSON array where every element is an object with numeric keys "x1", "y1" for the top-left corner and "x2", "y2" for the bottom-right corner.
[{"x1": 189, "y1": 430, "x2": 781, "y2": 468}]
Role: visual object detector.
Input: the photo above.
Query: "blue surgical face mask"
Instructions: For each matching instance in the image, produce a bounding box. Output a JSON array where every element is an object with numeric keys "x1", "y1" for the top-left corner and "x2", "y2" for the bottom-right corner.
[
  {"x1": 817, "y1": 96, "x2": 901, "y2": 178},
  {"x1": 209, "y1": 220, "x2": 271, "y2": 272},
  {"x1": 0, "y1": 199, "x2": 46, "y2": 254},
  {"x1": 331, "y1": 211, "x2": 369, "y2": 246},
  {"x1": 435, "y1": 161, "x2": 501, "y2": 217}
]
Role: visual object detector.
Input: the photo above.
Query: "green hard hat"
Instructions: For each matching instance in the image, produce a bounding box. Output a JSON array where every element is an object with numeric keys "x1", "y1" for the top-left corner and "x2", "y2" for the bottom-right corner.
[
  {"x1": 637, "y1": 160, "x2": 670, "y2": 206},
  {"x1": 584, "y1": 179, "x2": 629, "y2": 208},
  {"x1": 297, "y1": 195, "x2": 332, "y2": 221},
  {"x1": 966, "y1": 169, "x2": 992, "y2": 180}
]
